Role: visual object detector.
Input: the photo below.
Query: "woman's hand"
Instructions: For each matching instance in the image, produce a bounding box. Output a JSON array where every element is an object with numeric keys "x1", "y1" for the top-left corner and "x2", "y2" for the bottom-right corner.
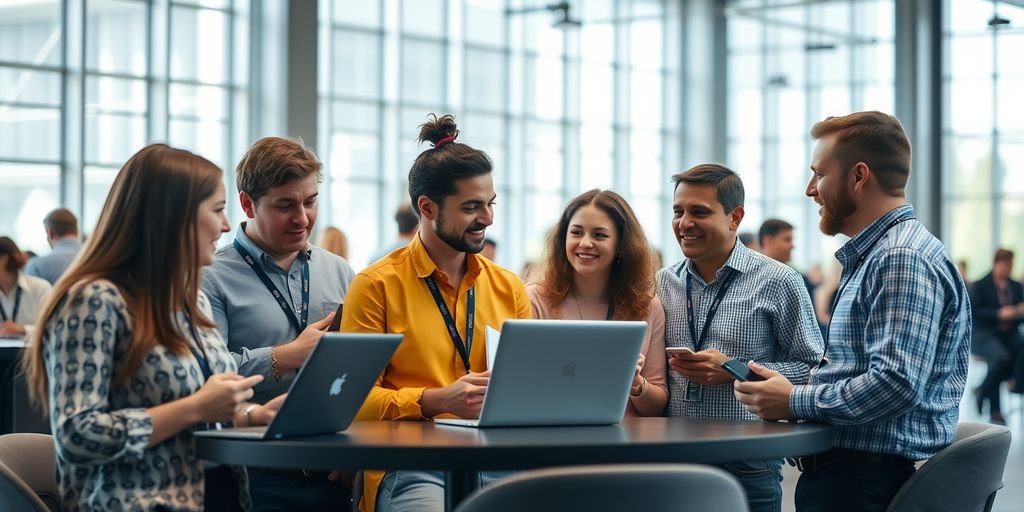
[
  {"x1": 190, "y1": 373, "x2": 263, "y2": 423},
  {"x1": 243, "y1": 393, "x2": 287, "y2": 426}
]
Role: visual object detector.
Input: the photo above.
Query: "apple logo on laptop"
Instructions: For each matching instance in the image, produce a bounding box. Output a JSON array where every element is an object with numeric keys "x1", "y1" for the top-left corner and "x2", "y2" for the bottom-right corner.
[
  {"x1": 561, "y1": 363, "x2": 576, "y2": 378},
  {"x1": 329, "y1": 374, "x2": 348, "y2": 396}
]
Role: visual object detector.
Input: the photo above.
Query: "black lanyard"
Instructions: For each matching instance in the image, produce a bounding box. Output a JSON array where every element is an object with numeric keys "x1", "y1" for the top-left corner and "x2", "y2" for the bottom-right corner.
[
  {"x1": 822, "y1": 215, "x2": 915, "y2": 365},
  {"x1": 0, "y1": 286, "x2": 21, "y2": 322},
  {"x1": 183, "y1": 313, "x2": 213, "y2": 381},
  {"x1": 679, "y1": 265, "x2": 739, "y2": 351},
  {"x1": 424, "y1": 276, "x2": 475, "y2": 373},
  {"x1": 234, "y1": 240, "x2": 309, "y2": 333}
]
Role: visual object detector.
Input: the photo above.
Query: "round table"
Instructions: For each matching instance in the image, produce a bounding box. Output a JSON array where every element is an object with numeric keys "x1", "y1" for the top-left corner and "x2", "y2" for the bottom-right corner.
[{"x1": 196, "y1": 417, "x2": 832, "y2": 510}]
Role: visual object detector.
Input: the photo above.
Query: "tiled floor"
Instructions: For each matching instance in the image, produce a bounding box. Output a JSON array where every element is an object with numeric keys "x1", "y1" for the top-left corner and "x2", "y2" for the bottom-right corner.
[{"x1": 780, "y1": 360, "x2": 1021, "y2": 511}]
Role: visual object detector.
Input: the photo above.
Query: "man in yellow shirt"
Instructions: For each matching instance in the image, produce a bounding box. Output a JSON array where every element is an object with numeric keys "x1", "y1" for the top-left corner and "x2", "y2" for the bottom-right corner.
[{"x1": 341, "y1": 114, "x2": 532, "y2": 512}]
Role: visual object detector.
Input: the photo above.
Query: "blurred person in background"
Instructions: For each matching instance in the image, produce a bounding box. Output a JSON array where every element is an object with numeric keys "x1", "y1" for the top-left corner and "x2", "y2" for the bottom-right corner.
[
  {"x1": 0, "y1": 236, "x2": 52, "y2": 338},
  {"x1": 319, "y1": 226, "x2": 350, "y2": 260}
]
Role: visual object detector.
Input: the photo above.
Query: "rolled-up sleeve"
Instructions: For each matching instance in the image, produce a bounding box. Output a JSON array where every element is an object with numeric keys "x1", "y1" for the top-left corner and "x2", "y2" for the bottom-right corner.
[{"x1": 44, "y1": 285, "x2": 152, "y2": 464}]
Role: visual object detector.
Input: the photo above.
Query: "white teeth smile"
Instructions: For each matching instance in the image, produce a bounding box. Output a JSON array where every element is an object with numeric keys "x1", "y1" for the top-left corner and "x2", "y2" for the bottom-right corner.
[{"x1": 576, "y1": 254, "x2": 598, "y2": 260}]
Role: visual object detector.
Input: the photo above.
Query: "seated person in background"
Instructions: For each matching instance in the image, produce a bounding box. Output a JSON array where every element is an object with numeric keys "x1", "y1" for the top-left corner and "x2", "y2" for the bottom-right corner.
[
  {"x1": 22, "y1": 144, "x2": 281, "y2": 511},
  {"x1": 0, "y1": 236, "x2": 52, "y2": 338},
  {"x1": 318, "y1": 226, "x2": 350, "y2": 259},
  {"x1": 970, "y1": 247, "x2": 1024, "y2": 424},
  {"x1": 25, "y1": 207, "x2": 82, "y2": 284},
  {"x1": 342, "y1": 114, "x2": 532, "y2": 512},
  {"x1": 527, "y1": 189, "x2": 668, "y2": 417},
  {"x1": 370, "y1": 202, "x2": 419, "y2": 263}
]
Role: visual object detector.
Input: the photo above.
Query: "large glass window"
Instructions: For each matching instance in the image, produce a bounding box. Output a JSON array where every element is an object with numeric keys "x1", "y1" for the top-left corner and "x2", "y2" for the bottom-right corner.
[
  {"x1": 320, "y1": 0, "x2": 685, "y2": 271},
  {"x1": 725, "y1": 0, "x2": 895, "y2": 271},
  {"x1": 944, "y1": 0, "x2": 1024, "y2": 280}
]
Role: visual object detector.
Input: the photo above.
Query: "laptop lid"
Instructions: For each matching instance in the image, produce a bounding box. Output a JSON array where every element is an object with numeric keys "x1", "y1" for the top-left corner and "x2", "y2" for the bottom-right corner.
[
  {"x1": 475, "y1": 319, "x2": 645, "y2": 427},
  {"x1": 199, "y1": 332, "x2": 400, "y2": 440}
]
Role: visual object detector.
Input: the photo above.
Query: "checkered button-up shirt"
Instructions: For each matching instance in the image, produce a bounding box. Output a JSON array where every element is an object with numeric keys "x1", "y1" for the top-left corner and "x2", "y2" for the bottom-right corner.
[
  {"x1": 790, "y1": 205, "x2": 971, "y2": 461},
  {"x1": 657, "y1": 241, "x2": 824, "y2": 421}
]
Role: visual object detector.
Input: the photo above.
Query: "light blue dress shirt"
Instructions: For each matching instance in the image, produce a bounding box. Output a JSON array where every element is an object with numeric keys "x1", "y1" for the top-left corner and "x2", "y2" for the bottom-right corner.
[
  {"x1": 202, "y1": 223, "x2": 356, "y2": 402},
  {"x1": 25, "y1": 238, "x2": 81, "y2": 284},
  {"x1": 790, "y1": 205, "x2": 971, "y2": 461}
]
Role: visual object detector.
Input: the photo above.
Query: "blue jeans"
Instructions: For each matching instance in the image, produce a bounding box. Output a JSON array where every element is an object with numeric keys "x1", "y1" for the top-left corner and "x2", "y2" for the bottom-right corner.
[
  {"x1": 719, "y1": 459, "x2": 783, "y2": 512},
  {"x1": 376, "y1": 470, "x2": 513, "y2": 512}
]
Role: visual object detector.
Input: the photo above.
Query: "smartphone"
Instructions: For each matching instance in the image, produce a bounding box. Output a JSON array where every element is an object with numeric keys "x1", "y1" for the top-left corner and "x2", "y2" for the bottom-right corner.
[
  {"x1": 666, "y1": 347, "x2": 695, "y2": 357},
  {"x1": 720, "y1": 358, "x2": 764, "y2": 382},
  {"x1": 327, "y1": 304, "x2": 344, "y2": 331}
]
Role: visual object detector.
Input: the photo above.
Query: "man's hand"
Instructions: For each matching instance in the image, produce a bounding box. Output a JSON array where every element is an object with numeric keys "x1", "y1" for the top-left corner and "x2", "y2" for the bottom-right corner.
[
  {"x1": 998, "y1": 305, "x2": 1018, "y2": 322},
  {"x1": 421, "y1": 371, "x2": 490, "y2": 419},
  {"x1": 733, "y1": 361, "x2": 794, "y2": 421},
  {"x1": 244, "y1": 393, "x2": 287, "y2": 426},
  {"x1": 668, "y1": 348, "x2": 732, "y2": 385},
  {"x1": 275, "y1": 312, "x2": 335, "y2": 373}
]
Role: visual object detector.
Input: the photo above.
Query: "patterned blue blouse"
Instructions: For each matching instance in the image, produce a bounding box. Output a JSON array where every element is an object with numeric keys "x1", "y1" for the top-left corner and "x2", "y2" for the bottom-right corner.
[{"x1": 42, "y1": 280, "x2": 238, "y2": 511}]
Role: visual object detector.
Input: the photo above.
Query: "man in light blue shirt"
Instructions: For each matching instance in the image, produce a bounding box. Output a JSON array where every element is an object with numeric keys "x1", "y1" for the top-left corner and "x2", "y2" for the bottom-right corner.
[
  {"x1": 734, "y1": 111, "x2": 971, "y2": 512},
  {"x1": 658, "y1": 163, "x2": 823, "y2": 512},
  {"x1": 201, "y1": 136, "x2": 355, "y2": 511},
  {"x1": 26, "y1": 208, "x2": 82, "y2": 284}
]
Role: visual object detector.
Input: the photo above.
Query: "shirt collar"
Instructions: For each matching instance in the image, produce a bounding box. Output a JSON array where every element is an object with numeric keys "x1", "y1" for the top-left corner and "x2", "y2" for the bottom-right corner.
[
  {"x1": 835, "y1": 204, "x2": 916, "y2": 267},
  {"x1": 235, "y1": 222, "x2": 311, "y2": 269},
  {"x1": 52, "y1": 239, "x2": 81, "y2": 251},
  {"x1": 683, "y1": 238, "x2": 755, "y2": 283},
  {"x1": 409, "y1": 233, "x2": 483, "y2": 285}
]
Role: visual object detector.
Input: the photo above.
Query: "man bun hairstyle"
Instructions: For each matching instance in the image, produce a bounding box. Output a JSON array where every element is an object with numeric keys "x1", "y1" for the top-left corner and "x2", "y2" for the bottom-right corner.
[{"x1": 408, "y1": 114, "x2": 493, "y2": 213}]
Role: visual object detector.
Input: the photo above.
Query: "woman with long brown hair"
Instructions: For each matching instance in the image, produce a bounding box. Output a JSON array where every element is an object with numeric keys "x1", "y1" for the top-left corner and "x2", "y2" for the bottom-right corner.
[
  {"x1": 23, "y1": 143, "x2": 283, "y2": 510},
  {"x1": 527, "y1": 189, "x2": 668, "y2": 416}
]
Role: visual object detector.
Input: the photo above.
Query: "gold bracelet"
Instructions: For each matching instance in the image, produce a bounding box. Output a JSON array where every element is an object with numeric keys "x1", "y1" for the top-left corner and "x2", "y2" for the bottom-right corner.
[{"x1": 270, "y1": 347, "x2": 281, "y2": 382}]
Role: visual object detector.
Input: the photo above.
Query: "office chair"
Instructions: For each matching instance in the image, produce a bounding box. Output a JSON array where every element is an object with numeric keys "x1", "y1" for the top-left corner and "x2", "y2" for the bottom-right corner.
[
  {"x1": 0, "y1": 433, "x2": 59, "y2": 512},
  {"x1": 886, "y1": 421, "x2": 1011, "y2": 512},
  {"x1": 455, "y1": 463, "x2": 748, "y2": 512}
]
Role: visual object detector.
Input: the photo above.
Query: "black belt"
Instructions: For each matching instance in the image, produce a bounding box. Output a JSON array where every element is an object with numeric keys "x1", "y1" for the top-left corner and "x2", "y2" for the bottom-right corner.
[
  {"x1": 248, "y1": 467, "x2": 330, "y2": 478},
  {"x1": 792, "y1": 448, "x2": 913, "y2": 472}
]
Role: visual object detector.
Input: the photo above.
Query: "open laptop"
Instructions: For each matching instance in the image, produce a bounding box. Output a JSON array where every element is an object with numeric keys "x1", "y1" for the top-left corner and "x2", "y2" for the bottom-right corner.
[
  {"x1": 195, "y1": 332, "x2": 400, "y2": 440},
  {"x1": 435, "y1": 319, "x2": 646, "y2": 428}
]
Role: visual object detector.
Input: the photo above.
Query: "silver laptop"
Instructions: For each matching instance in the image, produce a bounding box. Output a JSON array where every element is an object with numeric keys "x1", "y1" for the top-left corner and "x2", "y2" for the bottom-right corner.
[
  {"x1": 195, "y1": 333, "x2": 401, "y2": 440},
  {"x1": 435, "y1": 319, "x2": 646, "y2": 428}
]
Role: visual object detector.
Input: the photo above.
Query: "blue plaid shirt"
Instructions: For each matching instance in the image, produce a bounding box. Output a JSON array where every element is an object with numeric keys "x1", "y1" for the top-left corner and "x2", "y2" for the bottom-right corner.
[
  {"x1": 657, "y1": 241, "x2": 824, "y2": 421},
  {"x1": 790, "y1": 205, "x2": 971, "y2": 461}
]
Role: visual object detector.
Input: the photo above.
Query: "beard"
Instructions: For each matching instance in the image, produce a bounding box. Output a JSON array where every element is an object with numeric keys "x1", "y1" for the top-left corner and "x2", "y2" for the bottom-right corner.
[
  {"x1": 437, "y1": 213, "x2": 486, "y2": 253},
  {"x1": 819, "y1": 186, "x2": 857, "y2": 236}
]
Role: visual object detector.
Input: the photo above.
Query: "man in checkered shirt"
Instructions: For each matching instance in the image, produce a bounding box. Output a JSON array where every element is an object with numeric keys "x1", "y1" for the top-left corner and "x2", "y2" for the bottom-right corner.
[
  {"x1": 657, "y1": 163, "x2": 824, "y2": 512},
  {"x1": 735, "y1": 112, "x2": 971, "y2": 512}
]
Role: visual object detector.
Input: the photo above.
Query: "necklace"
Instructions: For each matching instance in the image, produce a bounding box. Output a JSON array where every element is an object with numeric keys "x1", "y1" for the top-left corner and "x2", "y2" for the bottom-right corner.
[{"x1": 571, "y1": 290, "x2": 585, "y2": 320}]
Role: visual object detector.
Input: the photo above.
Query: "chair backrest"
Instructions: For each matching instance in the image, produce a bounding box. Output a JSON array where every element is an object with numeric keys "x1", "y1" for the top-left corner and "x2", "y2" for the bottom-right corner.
[
  {"x1": 887, "y1": 421, "x2": 1011, "y2": 512},
  {"x1": 454, "y1": 464, "x2": 749, "y2": 512},
  {"x1": 0, "y1": 433, "x2": 59, "y2": 512}
]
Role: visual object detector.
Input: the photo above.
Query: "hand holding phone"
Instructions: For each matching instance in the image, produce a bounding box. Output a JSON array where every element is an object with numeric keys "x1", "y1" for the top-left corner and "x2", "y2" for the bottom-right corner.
[
  {"x1": 720, "y1": 358, "x2": 765, "y2": 382},
  {"x1": 666, "y1": 347, "x2": 695, "y2": 358}
]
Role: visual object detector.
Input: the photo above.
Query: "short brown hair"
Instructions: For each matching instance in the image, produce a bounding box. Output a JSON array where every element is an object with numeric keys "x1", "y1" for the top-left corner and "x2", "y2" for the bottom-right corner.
[
  {"x1": 671, "y1": 163, "x2": 745, "y2": 213},
  {"x1": 43, "y1": 208, "x2": 78, "y2": 237},
  {"x1": 994, "y1": 248, "x2": 1014, "y2": 263},
  {"x1": 810, "y1": 111, "x2": 911, "y2": 195},
  {"x1": 236, "y1": 137, "x2": 323, "y2": 203}
]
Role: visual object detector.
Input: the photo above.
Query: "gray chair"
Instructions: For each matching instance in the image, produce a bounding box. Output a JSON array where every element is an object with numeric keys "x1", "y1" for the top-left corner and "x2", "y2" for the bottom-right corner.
[
  {"x1": 886, "y1": 421, "x2": 1011, "y2": 512},
  {"x1": 454, "y1": 464, "x2": 749, "y2": 512},
  {"x1": 0, "y1": 433, "x2": 59, "y2": 512}
]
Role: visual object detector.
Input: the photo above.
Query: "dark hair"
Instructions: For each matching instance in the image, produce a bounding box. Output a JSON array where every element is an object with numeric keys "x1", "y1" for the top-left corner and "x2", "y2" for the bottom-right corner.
[
  {"x1": 540, "y1": 189, "x2": 655, "y2": 321},
  {"x1": 236, "y1": 137, "x2": 323, "y2": 203},
  {"x1": 0, "y1": 237, "x2": 28, "y2": 272},
  {"x1": 671, "y1": 163, "x2": 745, "y2": 212},
  {"x1": 43, "y1": 208, "x2": 78, "y2": 237},
  {"x1": 994, "y1": 248, "x2": 1014, "y2": 264},
  {"x1": 810, "y1": 111, "x2": 911, "y2": 196},
  {"x1": 738, "y1": 232, "x2": 757, "y2": 248},
  {"x1": 484, "y1": 238, "x2": 497, "y2": 248},
  {"x1": 408, "y1": 114, "x2": 492, "y2": 213},
  {"x1": 25, "y1": 144, "x2": 223, "y2": 406},
  {"x1": 395, "y1": 203, "x2": 419, "y2": 234},
  {"x1": 758, "y1": 218, "x2": 794, "y2": 246}
]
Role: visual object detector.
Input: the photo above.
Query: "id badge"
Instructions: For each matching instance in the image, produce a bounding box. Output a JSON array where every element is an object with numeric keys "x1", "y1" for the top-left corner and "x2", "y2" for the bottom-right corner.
[{"x1": 684, "y1": 380, "x2": 703, "y2": 402}]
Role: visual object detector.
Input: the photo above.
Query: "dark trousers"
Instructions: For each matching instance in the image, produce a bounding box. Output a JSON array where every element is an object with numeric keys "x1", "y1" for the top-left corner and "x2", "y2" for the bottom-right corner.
[
  {"x1": 973, "y1": 330, "x2": 1024, "y2": 414},
  {"x1": 248, "y1": 468, "x2": 353, "y2": 512},
  {"x1": 204, "y1": 465, "x2": 245, "y2": 511},
  {"x1": 794, "y1": 449, "x2": 916, "y2": 512}
]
